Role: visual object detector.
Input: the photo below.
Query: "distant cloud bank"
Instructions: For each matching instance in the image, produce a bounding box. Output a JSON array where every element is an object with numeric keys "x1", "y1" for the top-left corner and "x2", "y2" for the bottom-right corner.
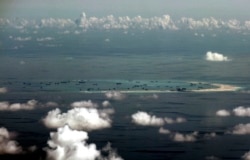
[{"x1": 1, "y1": 12, "x2": 250, "y2": 32}]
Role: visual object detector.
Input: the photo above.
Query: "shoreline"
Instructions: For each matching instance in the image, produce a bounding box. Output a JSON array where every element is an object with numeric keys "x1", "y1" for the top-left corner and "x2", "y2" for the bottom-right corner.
[
  {"x1": 192, "y1": 83, "x2": 241, "y2": 92},
  {"x1": 80, "y1": 83, "x2": 241, "y2": 94}
]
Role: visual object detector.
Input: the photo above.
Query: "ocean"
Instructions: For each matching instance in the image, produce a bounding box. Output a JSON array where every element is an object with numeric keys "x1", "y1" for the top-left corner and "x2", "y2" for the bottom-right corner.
[{"x1": 1, "y1": 23, "x2": 250, "y2": 160}]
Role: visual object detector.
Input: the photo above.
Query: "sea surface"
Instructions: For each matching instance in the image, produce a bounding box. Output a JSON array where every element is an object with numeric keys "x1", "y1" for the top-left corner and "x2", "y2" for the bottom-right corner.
[{"x1": 1, "y1": 27, "x2": 250, "y2": 160}]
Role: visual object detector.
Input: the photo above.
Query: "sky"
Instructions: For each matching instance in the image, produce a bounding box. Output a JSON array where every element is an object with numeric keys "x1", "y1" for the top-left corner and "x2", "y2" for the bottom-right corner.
[{"x1": 1, "y1": 0, "x2": 250, "y2": 19}]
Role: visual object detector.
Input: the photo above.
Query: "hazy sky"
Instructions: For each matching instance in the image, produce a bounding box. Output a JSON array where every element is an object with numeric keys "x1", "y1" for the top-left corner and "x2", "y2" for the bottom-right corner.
[{"x1": 1, "y1": 0, "x2": 250, "y2": 19}]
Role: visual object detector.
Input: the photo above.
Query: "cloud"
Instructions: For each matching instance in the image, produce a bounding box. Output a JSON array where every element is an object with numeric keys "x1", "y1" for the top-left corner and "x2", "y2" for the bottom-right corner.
[
  {"x1": 242, "y1": 151, "x2": 250, "y2": 160},
  {"x1": 101, "y1": 142, "x2": 124, "y2": 160},
  {"x1": 164, "y1": 117, "x2": 186, "y2": 124},
  {"x1": 159, "y1": 127, "x2": 216, "y2": 142},
  {"x1": 102, "y1": 100, "x2": 111, "y2": 107},
  {"x1": 2, "y1": 13, "x2": 250, "y2": 32},
  {"x1": 0, "y1": 100, "x2": 57, "y2": 111},
  {"x1": 171, "y1": 131, "x2": 198, "y2": 142},
  {"x1": 45, "y1": 125, "x2": 123, "y2": 160},
  {"x1": 206, "y1": 51, "x2": 229, "y2": 62},
  {"x1": 105, "y1": 91, "x2": 126, "y2": 100},
  {"x1": 131, "y1": 111, "x2": 186, "y2": 127},
  {"x1": 42, "y1": 107, "x2": 113, "y2": 131},
  {"x1": 216, "y1": 106, "x2": 250, "y2": 117},
  {"x1": 230, "y1": 123, "x2": 250, "y2": 135},
  {"x1": 216, "y1": 109, "x2": 231, "y2": 116},
  {"x1": 0, "y1": 127, "x2": 23, "y2": 154},
  {"x1": 159, "y1": 127, "x2": 171, "y2": 134},
  {"x1": 45, "y1": 125, "x2": 100, "y2": 160},
  {"x1": 71, "y1": 100, "x2": 98, "y2": 108},
  {"x1": 131, "y1": 111, "x2": 165, "y2": 126},
  {"x1": 233, "y1": 106, "x2": 250, "y2": 117},
  {"x1": 0, "y1": 87, "x2": 7, "y2": 94},
  {"x1": 0, "y1": 100, "x2": 38, "y2": 111}
]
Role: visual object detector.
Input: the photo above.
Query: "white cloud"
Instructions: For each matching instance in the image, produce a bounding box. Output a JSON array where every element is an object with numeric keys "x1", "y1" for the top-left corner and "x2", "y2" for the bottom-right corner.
[
  {"x1": 131, "y1": 111, "x2": 165, "y2": 126},
  {"x1": 132, "y1": 111, "x2": 186, "y2": 127},
  {"x1": 206, "y1": 51, "x2": 229, "y2": 62},
  {"x1": 159, "y1": 127, "x2": 215, "y2": 142},
  {"x1": 216, "y1": 106, "x2": 250, "y2": 117},
  {"x1": 204, "y1": 132, "x2": 217, "y2": 139},
  {"x1": 242, "y1": 151, "x2": 250, "y2": 160},
  {"x1": 158, "y1": 127, "x2": 171, "y2": 134},
  {"x1": 42, "y1": 108, "x2": 113, "y2": 131},
  {"x1": 45, "y1": 125, "x2": 123, "y2": 160},
  {"x1": 0, "y1": 100, "x2": 38, "y2": 111},
  {"x1": 71, "y1": 100, "x2": 98, "y2": 108},
  {"x1": 0, "y1": 100, "x2": 57, "y2": 111},
  {"x1": 230, "y1": 123, "x2": 250, "y2": 135},
  {"x1": 171, "y1": 131, "x2": 198, "y2": 142},
  {"x1": 216, "y1": 109, "x2": 231, "y2": 116},
  {"x1": 2, "y1": 13, "x2": 250, "y2": 32},
  {"x1": 0, "y1": 127, "x2": 23, "y2": 154},
  {"x1": 0, "y1": 87, "x2": 7, "y2": 94},
  {"x1": 101, "y1": 142, "x2": 124, "y2": 160},
  {"x1": 164, "y1": 117, "x2": 186, "y2": 124},
  {"x1": 45, "y1": 125, "x2": 100, "y2": 160},
  {"x1": 105, "y1": 91, "x2": 126, "y2": 100},
  {"x1": 102, "y1": 100, "x2": 111, "y2": 107},
  {"x1": 233, "y1": 106, "x2": 250, "y2": 117}
]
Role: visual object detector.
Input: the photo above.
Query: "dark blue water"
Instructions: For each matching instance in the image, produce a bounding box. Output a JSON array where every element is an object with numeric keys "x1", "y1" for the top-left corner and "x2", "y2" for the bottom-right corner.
[{"x1": 1, "y1": 26, "x2": 250, "y2": 159}]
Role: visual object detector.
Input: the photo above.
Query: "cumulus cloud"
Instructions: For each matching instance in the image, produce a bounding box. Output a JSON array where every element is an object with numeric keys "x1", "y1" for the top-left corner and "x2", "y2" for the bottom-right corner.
[
  {"x1": 45, "y1": 125, "x2": 100, "y2": 160},
  {"x1": 71, "y1": 100, "x2": 98, "y2": 108},
  {"x1": 0, "y1": 127, "x2": 23, "y2": 154},
  {"x1": 0, "y1": 87, "x2": 7, "y2": 94},
  {"x1": 216, "y1": 106, "x2": 250, "y2": 117},
  {"x1": 230, "y1": 123, "x2": 250, "y2": 135},
  {"x1": 131, "y1": 111, "x2": 165, "y2": 126},
  {"x1": 171, "y1": 131, "x2": 198, "y2": 142},
  {"x1": 42, "y1": 107, "x2": 113, "y2": 131},
  {"x1": 216, "y1": 109, "x2": 231, "y2": 116},
  {"x1": 0, "y1": 100, "x2": 38, "y2": 111},
  {"x1": 45, "y1": 125, "x2": 123, "y2": 160},
  {"x1": 158, "y1": 127, "x2": 171, "y2": 134},
  {"x1": 105, "y1": 91, "x2": 126, "y2": 100},
  {"x1": 102, "y1": 100, "x2": 111, "y2": 107},
  {"x1": 206, "y1": 51, "x2": 229, "y2": 62},
  {"x1": 159, "y1": 127, "x2": 215, "y2": 142},
  {"x1": 233, "y1": 106, "x2": 250, "y2": 117},
  {"x1": 0, "y1": 100, "x2": 57, "y2": 111},
  {"x1": 132, "y1": 111, "x2": 186, "y2": 127},
  {"x1": 164, "y1": 117, "x2": 186, "y2": 124},
  {"x1": 242, "y1": 151, "x2": 250, "y2": 160}
]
